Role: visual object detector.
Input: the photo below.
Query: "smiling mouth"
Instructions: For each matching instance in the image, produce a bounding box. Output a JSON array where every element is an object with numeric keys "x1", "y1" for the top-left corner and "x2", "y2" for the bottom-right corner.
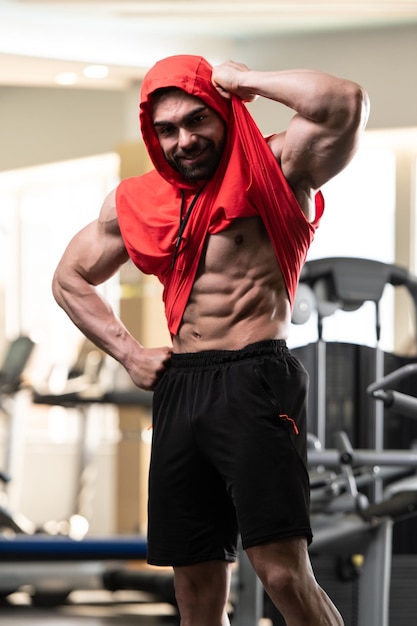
[
  {"x1": 183, "y1": 154, "x2": 202, "y2": 161},
  {"x1": 178, "y1": 147, "x2": 207, "y2": 162}
]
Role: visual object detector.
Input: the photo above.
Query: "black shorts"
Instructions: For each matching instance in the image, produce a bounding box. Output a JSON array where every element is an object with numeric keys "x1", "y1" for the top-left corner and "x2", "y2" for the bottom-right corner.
[{"x1": 147, "y1": 339, "x2": 312, "y2": 567}]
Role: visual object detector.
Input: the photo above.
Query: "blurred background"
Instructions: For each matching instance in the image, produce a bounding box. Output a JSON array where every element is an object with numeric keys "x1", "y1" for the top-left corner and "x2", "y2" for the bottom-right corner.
[{"x1": 0, "y1": 0, "x2": 417, "y2": 539}]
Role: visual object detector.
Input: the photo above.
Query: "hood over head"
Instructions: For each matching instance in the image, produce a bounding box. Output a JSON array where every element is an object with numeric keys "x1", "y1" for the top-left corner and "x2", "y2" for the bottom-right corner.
[
  {"x1": 118, "y1": 57, "x2": 324, "y2": 334},
  {"x1": 139, "y1": 55, "x2": 231, "y2": 189}
]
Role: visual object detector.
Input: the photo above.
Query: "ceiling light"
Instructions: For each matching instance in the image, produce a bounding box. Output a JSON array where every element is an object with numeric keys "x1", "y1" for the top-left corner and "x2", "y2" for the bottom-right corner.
[
  {"x1": 83, "y1": 65, "x2": 109, "y2": 79},
  {"x1": 55, "y1": 71, "x2": 78, "y2": 85}
]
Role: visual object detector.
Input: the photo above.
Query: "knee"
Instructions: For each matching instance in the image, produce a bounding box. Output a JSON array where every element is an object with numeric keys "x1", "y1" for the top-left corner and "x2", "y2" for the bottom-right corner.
[
  {"x1": 247, "y1": 537, "x2": 313, "y2": 600},
  {"x1": 174, "y1": 572, "x2": 203, "y2": 611},
  {"x1": 260, "y1": 562, "x2": 302, "y2": 598},
  {"x1": 173, "y1": 561, "x2": 231, "y2": 620}
]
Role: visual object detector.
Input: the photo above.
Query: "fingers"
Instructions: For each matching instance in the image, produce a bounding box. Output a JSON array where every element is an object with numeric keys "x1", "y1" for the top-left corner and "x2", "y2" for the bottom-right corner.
[
  {"x1": 212, "y1": 83, "x2": 231, "y2": 99},
  {"x1": 127, "y1": 346, "x2": 172, "y2": 391},
  {"x1": 211, "y1": 60, "x2": 239, "y2": 97},
  {"x1": 212, "y1": 59, "x2": 254, "y2": 101},
  {"x1": 147, "y1": 347, "x2": 172, "y2": 390}
]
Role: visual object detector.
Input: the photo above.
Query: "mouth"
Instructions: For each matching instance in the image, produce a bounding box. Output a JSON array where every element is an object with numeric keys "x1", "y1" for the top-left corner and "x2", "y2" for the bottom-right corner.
[
  {"x1": 178, "y1": 147, "x2": 207, "y2": 164},
  {"x1": 182, "y1": 154, "x2": 202, "y2": 162},
  {"x1": 170, "y1": 140, "x2": 222, "y2": 182}
]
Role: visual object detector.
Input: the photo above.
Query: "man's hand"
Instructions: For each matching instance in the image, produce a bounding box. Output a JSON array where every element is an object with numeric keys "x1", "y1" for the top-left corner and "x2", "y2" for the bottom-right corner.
[
  {"x1": 212, "y1": 60, "x2": 258, "y2": 103},
  {"x1": 126, "y1": 345, "x2": 173, "y2": 391}
]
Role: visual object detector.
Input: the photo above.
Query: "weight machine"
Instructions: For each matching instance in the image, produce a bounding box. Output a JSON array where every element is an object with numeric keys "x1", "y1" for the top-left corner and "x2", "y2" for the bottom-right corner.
[
  {"x1": 235, "y1": 257, "x2": 417, "y2": 626},
  {"x1": 235, "y1": 365, "x2": 417, "y2": 626},
  {"x1": 0, "y1": 335, "x2": 35, "y2": 533}
]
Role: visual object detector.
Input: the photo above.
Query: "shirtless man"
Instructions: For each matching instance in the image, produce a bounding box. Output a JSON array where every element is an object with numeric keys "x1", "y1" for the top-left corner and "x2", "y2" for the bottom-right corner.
[{"x1": 52, "y1": 55, "x2": 369, "y2": 626}]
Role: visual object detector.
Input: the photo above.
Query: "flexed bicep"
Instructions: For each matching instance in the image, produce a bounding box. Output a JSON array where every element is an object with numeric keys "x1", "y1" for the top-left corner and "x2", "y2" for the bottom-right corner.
[
  {"x1": 54, "y1": 189, "x2": 128, "y2": 295},
  {"x1": 276, "y1": 80, "x2": 369, "y2": 194},
  {"x1": 281, "y1": 108, "x2": 367, "y2": 194},
  {"x1": 223, "y1": 65, "x2": 368, "y2": 210}
]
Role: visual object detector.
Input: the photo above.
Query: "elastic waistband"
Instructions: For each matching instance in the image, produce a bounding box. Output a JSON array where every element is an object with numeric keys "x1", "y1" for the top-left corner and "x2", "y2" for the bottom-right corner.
[{"x1": 170, "y1": 339, "x2": 289, "y2": 369}]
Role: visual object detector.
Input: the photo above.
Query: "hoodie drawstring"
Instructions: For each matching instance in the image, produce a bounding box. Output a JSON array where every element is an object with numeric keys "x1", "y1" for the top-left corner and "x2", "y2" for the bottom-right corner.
[{"x1": 171, "y1": 186, "x2": 205, "y2": 270}]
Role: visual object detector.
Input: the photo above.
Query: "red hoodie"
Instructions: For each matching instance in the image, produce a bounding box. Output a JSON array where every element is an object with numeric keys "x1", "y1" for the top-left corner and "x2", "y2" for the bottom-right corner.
[{"x1": 116, "y1": 55, "x2": 324, "y2": 336}]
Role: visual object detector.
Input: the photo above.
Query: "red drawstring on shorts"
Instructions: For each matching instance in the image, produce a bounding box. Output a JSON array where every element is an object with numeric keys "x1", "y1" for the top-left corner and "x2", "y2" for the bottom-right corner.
[{"x1": 279, "y1": 413, "x2": 299, "y2": 435}]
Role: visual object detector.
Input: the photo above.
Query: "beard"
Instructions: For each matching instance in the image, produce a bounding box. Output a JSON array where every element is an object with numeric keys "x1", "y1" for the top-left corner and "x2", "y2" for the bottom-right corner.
[{"x1": 168, "y1": 137, "x2": 225, "y2": 183}]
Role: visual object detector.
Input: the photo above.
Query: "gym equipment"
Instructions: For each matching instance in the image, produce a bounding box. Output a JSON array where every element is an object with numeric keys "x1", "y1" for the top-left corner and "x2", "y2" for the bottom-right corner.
[
  {"x1": 310, "y1": 369, "x2": 417, "y2": 626},
  {"x1": 32, "y1": 354, "x2": 153, "y2": 536},
  {"x1": 367, "y1": 362, "x2": 417, "y2": 420},
  {"x1": 32, "y1": 337, "x2": 153, "y2": 412},
  {"x1": 236, "y1": 426, "x2": 417, "y2": 626},
  {"x1": 32, "y1": 382, "x2": 153, "y2": 410},
  {"x1": 0, "y1": 335, "x2": 35, "y2": 533},
  {"x1": 236, "y1": 257, "x2": 417, "y2": 626},
  {"x1": 0, "y1": 353, "x2": 165, "y2": 607},
  {"x1": 30, "y1": 339, "x2": 153, "y2": 537},
  {"x1": 0, "y1": 335, "x2": 35, "y2": 394},
  {"x1": 0, "y1": 533, "x2": 149, "y2": 606},
  {"x1": 0, "y1": 341, "x2": 157, "y2": 606},
  {"x1": 295, "y1": 257, "x2": 417, "y2": 451}
]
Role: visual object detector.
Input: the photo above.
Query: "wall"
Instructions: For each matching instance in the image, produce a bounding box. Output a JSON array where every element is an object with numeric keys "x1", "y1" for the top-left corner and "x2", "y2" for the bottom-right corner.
[
  {"x1": 0, "y1": 86, "x2": 126, "y2": 171},
  {"x1": 239, "y1": 24, "x2": 417, "y2": 134},
  {"x1": 0, "y1": 24, "x2": 416, "y2": 173}
]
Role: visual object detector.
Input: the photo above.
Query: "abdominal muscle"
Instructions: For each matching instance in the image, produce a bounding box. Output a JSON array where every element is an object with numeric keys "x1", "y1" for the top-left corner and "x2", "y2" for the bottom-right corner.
[{"x1": 172, "y1": 216, "x2": 292, "y2": 353}]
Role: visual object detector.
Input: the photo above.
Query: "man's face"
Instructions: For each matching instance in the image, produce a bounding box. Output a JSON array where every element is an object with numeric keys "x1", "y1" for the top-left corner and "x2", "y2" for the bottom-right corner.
[{"x1": 151, "y1": 89, "x2": 226, "y2": 183}]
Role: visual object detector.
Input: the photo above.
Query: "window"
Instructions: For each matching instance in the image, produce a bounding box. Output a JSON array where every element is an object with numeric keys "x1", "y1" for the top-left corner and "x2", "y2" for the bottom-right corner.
[
  {"x1": 0, "y1": 153, "x2": 120, "y2": 374},
  {"x1": 290, "y1": 133, "x2": 396, "y2": 351}
]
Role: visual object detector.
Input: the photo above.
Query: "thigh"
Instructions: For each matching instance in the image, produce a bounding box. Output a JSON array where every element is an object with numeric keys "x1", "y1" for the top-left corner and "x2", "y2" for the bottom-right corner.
[
  {"x1": 224, "y1": 355, "x2": 312, "y2": 549},
  {"x1": 147, "y1": 369, "x2": 238, "y2": 567}
]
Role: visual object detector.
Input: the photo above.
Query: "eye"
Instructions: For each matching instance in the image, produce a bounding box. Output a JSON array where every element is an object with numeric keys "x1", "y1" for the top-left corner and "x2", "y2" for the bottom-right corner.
[
  {"x1": 189, "y1": 114, "x2": 206, "y2": 127},
  {"x1": 156, "y1": 125, "x2": 174, "y2": 137},
  {"x1": 183, "y1": 116, "x2": 204, "y2": 134}
]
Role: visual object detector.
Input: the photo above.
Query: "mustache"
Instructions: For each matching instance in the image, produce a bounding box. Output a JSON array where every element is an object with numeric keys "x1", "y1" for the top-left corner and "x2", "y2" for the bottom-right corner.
[
  {"x1": 175, "y1": 137, "x2": 214, "y2": 158},
  {"x1": 175, "y1": 139, "x2": 211, "y2": 159},
  {"x1": 176, "y1": 149, "x2": 204, "y2": 159}
]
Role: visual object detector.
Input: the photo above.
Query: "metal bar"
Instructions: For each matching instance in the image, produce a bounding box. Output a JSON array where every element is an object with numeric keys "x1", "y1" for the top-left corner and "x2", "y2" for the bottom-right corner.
[
  {"x1": 308, "y1": 448, "x2": 417, "y2": 469},
  {"x1": 357, "y1": 518, "x2": 393, "y2": 626},
  {"x1": 367, "y1": 363, "x2": 417, "y2": 394},
  {"x1": 234, "y1": 545, "x2": 263, "y2": 626}
]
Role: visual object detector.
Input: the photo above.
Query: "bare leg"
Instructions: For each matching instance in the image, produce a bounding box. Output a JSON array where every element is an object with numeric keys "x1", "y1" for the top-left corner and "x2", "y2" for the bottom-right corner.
[
  {"x1": 173, "y1": 560, "x2": 233, "y2": 626},
  {"x1": 246, "y1": 537, "x2": 344, "y2": 626}
]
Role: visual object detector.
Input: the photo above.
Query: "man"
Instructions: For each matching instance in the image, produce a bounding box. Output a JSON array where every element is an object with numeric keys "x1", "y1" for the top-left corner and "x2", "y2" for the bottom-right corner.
[{"x1": 52, "y1": 55, "x2": 369, "y2": 625}]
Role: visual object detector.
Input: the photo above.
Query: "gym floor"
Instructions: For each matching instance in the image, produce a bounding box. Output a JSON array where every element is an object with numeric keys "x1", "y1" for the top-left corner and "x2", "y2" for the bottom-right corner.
[{"x1": 0, "y1": 590, "x2": 180, "y2": 625}]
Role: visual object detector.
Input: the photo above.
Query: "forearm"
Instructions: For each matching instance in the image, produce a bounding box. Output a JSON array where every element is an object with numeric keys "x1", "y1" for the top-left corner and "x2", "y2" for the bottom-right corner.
[
  {"x1": 52, "y1": 266, "x2": 172, "y2": 391},
  {"x1": 51, "y1": 202, "x2": 172, "y2": 391},
  {"x1": 52, "y1": 268, "x2": 140, "y2": 370},
  {"x1": 239, "y1": 68, "x2": 367, "y2": 127},
  {"x1": 212, "y1": 61, "x2": 368, "y2": 131}
]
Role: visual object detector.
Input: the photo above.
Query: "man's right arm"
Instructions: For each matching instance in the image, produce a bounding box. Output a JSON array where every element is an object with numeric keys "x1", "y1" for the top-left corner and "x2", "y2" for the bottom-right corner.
[
  {"x1": 212, "y1": 61, "x2": 369, "y2": 219},
  {"x1": 52, "y1": 189, "x2": 172, "y2": 390}
]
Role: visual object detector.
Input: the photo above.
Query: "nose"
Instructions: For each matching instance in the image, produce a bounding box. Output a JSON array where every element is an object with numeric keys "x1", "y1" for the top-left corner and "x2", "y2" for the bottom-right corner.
[{"x1": 177, "y1": 127, "x2": 196, "y2": 149}]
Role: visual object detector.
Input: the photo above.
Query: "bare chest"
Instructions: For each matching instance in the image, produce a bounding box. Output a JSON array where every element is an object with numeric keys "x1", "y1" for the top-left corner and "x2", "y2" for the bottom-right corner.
[
  {"x1": 197, "y1": 216, "x2": 278, "y2": 279},
  {"x1": 175, "y1": 215, "x2": 290, "y2": 349}
]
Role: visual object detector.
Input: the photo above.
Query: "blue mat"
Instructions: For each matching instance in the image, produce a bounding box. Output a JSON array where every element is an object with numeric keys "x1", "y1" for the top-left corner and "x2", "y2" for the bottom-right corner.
[{"x1": 0, "y1": 534, "x2": 148, "y2": 561}]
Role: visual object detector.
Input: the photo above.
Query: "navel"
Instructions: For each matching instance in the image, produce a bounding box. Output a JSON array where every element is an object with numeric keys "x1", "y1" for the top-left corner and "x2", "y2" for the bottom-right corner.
[{"x1": 235, "y1": 234, "x2": 244, "y2": 245}]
